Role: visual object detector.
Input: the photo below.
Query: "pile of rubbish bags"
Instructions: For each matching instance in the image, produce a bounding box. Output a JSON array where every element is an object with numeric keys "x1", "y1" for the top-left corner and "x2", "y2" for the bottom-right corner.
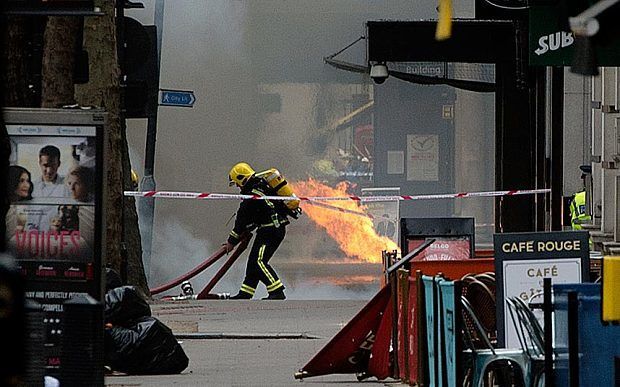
[{"x1": 104, "y1": 284, "x2": 189, "y2": 375}]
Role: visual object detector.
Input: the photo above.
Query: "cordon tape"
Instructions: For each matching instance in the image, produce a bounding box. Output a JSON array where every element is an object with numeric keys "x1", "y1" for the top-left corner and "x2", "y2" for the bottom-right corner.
[
  {"x1": 124, "y1": 188, "x2": 550, "y2": 202},
  {"x1": 124, "y1": 188, "x2": 551, "y2": 220}
]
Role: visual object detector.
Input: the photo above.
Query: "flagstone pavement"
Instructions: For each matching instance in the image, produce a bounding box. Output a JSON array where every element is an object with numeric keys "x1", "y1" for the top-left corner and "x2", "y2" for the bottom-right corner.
[{"x1": 105, "y1": 299, "x2": 408, "y2": 387}]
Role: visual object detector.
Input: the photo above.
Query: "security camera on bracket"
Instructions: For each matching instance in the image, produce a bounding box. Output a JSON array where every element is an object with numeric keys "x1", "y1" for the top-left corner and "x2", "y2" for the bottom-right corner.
[{"x1": 369, "y1": 62, "x2": 389, "y2": 84}]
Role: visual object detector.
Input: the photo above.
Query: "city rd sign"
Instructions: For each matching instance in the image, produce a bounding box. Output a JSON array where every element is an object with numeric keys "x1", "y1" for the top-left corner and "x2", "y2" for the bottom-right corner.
[{"x1": 159, "y1": 89, "x2": 196, "y2": 108}]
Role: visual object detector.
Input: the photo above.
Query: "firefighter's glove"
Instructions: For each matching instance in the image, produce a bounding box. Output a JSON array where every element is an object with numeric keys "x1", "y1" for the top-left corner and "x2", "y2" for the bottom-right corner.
[
  {"x1": 223, "y1": 241, "x2": 235, "y2": 254},
  {"x1": 290, "y1": 207, "x2": 302, "y2": 219}
]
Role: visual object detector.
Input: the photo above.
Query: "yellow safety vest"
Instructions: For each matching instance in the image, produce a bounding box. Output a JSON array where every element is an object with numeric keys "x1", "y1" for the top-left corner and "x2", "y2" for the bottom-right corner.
[{"x1": 570, "y1": 191, "x2": 591, "y2": 230}]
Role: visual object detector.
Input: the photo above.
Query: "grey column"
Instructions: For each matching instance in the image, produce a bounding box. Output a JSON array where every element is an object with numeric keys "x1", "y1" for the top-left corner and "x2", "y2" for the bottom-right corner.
[{"x1": 601, "y1": 67, "x2": 619, "y2": 234}]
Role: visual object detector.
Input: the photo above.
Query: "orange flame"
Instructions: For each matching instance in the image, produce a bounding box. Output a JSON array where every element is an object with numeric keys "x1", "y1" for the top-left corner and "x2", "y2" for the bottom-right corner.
[{"x1": 290, "y1": 179, "x2": 398, "y2": 263}]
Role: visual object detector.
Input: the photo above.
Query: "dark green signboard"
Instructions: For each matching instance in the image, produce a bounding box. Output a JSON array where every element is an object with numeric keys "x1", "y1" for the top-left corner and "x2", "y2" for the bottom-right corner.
[{"x1": 529, "y1": 5, "x2": 620, "y2": 66}]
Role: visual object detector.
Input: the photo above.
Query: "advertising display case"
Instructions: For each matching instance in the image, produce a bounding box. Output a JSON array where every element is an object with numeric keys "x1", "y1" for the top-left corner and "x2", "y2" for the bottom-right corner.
[
  {"x1": 400, "y1": 217, "x2": 475, "y2": 261},
  {"x1": 3, "y1": 108, "x2": 105, "y2": 376}
]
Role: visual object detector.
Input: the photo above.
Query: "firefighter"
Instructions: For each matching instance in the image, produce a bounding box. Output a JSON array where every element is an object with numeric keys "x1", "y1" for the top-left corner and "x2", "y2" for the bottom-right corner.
[{"x1": 225, "y1": 162, "x2": 289, "y2": 300}]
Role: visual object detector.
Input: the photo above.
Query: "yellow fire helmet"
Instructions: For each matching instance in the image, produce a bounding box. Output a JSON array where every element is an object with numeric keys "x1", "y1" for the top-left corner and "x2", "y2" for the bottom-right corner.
[
  {"x1": 229, "y1": 162, "x2": 255, "y2": 187},
  {"x1": 131, "y1": 169, "x2": 139, "y2": 187}
]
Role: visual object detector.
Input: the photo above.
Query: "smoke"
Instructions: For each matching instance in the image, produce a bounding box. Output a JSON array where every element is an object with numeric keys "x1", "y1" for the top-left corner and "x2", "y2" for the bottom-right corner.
[
  {"x1": 148, "y1": 216, "x2": 382, "y2": 300},
  {"x1": 148, "y1": 216, "x2": 244, "y2": 297},
  {"x1": 125, "y1": 1, "x2": 466, "y2": 300}
]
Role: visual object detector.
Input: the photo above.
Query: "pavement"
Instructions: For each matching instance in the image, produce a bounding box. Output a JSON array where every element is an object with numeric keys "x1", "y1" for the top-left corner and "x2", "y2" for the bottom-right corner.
[{"x1": 104, "y1": 298, "x2": 404, "y2": 387}]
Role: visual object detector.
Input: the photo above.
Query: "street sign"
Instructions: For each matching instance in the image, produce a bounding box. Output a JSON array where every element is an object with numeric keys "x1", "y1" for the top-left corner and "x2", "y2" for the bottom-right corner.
[{"x1": 159, "y1": 89, "x2": 196, "y2": 107}]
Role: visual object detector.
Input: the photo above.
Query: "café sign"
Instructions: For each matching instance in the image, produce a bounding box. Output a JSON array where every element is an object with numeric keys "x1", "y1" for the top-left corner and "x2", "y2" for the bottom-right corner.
[{"x1": 493, "y1": 231, "x2": 589, "y2": 348}]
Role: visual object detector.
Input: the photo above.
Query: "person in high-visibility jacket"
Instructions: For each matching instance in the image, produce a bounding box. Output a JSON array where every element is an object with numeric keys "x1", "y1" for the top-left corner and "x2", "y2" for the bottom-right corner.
[
  {"x1": 569, "y1": 190, "x2": 591, "y2": 230},
  {"x1": 225, "y1": 162, "x2": 290, "y2": 300}
]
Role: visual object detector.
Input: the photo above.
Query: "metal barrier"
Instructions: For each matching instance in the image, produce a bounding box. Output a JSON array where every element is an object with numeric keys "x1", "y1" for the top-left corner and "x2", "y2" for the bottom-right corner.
[
  {"x1": 396, "y1": 259, "x2": 498, "y2": 386},
  {"x1": 553, "y1": 283, "x2": 620, "y2": 387}
]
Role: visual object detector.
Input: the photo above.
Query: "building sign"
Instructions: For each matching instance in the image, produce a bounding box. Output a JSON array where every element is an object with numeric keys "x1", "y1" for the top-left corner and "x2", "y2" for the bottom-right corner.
[
  {"x1": 4, "y1": 108, "x2": 104, "y2": 377},
  {"x1": 494, "y1": 231, "x2": 589, "y2": 348},
  {"x1": 529, "y1": 5, "x2": 620, "y2": 66},
  {"x1": 391, "y1": 62, "x2": 445, "y2": 77},
  {"x1": 442, "y1": 105, "x2": 454, "y2": 119},
  {"x1": 407, "y1": 134, "x2": 439, "y2": 181}
]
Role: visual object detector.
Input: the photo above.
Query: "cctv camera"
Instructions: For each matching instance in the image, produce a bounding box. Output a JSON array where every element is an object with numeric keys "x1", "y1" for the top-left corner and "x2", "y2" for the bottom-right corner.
[{"x1": 370, "y1": 63, "x2": 388, "y2": 84}]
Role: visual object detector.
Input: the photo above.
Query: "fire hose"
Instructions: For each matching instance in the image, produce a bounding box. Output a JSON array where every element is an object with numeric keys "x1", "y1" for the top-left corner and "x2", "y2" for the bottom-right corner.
[
  {"x1": 196, "y1": 238, "x2": 249, "y2": 299},
  {"x1": 149, "y1": 236, "x2": 250, "y2": 296}
]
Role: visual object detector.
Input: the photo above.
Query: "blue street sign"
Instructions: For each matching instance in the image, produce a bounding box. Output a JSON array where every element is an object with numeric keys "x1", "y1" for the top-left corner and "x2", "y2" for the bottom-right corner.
[{"x1": 159, "y1": 89, "x2": 196, "y2": 107}]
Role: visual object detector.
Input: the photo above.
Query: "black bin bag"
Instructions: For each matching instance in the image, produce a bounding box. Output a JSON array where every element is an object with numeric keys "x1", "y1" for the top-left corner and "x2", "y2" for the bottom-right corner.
[
  {"x1": 105, "y1": 316, "x2": 189, "y2": 375},
  {"x1": 105, "y1": 286, "x2": 151, "y2": 326},
  {"x1": 105, "y1": 267, "x2": 123, "y2": 292}
]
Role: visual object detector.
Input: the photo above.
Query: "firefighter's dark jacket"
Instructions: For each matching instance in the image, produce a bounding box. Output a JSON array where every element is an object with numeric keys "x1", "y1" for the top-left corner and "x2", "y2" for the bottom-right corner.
[{"x1": 228, "y1": 177, "x2": 290, "y2": 246}]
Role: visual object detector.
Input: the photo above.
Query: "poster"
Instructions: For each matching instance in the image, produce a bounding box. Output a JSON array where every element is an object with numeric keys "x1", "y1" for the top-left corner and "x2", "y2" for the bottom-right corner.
[
  {"x1": 407, "y1": 237, "x2": 471, "y2": 261},
  {"x1": 361, "y1": 187, "x2": 400, "y2": 244},
  {"x1": 407, "y1": 134, "x2": 439, "y2": 181},
  {"x1": 7, "y1": 125, "x2": 97, "y2": 265}
]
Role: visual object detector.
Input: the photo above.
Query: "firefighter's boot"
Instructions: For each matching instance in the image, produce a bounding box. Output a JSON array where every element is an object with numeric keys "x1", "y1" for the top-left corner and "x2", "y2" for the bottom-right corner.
[
  {"x1": 230, "y1": 292, "x2": 252, "y2": 300},
  {"x1": 262, "y1": 288, "x2": 286, "y2": 300}
]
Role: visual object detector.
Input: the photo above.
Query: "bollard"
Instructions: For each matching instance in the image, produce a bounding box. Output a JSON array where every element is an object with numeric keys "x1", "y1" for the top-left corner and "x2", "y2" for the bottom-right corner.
[
  {"x1": 60, "y1": 294, "x2": 104, "y2": 387},
  {"x1": 602, "y1": 256, "x2": 620, "y2": 322}
]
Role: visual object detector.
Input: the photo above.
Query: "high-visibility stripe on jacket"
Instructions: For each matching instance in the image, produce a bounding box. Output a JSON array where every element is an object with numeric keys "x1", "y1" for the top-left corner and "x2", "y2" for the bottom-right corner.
[
  {"x1": 570, "y1": 191, "x2": 591, "y2": 230},
  {"x1": 228, "y1": 178, "x2": 289, "y2": 245}
]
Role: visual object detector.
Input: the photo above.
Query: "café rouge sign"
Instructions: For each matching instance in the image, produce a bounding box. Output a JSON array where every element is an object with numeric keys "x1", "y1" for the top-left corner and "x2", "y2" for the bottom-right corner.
[{"x1": 501, "y1": 239, "x2": 582, "y2": 254}]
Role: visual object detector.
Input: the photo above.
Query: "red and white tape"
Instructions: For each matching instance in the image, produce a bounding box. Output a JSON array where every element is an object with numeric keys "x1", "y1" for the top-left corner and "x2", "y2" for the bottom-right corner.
[
  {"x1": 304, "y1": 200, "x2": 371, "y2": 218},
  {"x1": 124, "y1": 188, "x2": 550, "y2": 202}
]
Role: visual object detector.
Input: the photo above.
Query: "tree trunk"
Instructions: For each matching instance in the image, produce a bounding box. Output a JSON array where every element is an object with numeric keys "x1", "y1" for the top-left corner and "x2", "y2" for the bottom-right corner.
[
  {"x1": 0, "y1": 61, "x2": 8, "y2": 253},
  {"x1": 1, "y1": 17, "x2": 32, "y2": 107},
  {"x1": 1, "y1": 17, "x2": 26, "y2": 253},
  {"x1": 0, "y1": 119, "x2": 8, "y2": 254},
  {"x1": 1, "y1": 0, "x2": 148, "y2": 293},
  {"x1": 75, "y1": 0, "x2": 148, "y2": 293},
  {"x1": 41, "y1": 16, "x2": 81, "y2": 107}
]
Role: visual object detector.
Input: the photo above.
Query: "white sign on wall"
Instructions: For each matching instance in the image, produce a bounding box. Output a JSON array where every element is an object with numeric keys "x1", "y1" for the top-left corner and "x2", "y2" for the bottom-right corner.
[
  {"x1": 407, "y1": 134, "x2": 439, "y2": 181},
  {"x1": 387, "y1": 151, "x2": 404, "y2": 174}
]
